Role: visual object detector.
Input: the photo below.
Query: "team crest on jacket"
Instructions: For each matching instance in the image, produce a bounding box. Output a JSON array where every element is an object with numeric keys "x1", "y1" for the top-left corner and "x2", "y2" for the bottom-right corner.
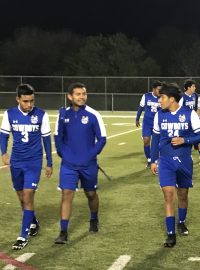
[
  {"x1": 30, "y1": 115, "x2": 38, "y2": 124},
  {"x1": 179, "y1": 114, "x2": 186, "y2": 123},
  {"x1": 81, "y1": 116, "x2": 89, "y2": 124}
]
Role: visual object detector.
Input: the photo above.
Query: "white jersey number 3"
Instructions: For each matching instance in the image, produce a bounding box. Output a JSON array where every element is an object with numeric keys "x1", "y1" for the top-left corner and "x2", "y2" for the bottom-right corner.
[{"x1": 21, "y1": 131, "x2": 29, "y2": 142}]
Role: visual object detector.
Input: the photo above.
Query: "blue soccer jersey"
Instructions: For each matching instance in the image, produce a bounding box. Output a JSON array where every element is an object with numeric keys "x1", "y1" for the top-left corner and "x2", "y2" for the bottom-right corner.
[
  {"x1": 179, "y1": 92, "x2": 196, "y2": 110},
  {"x1": 139, "y1": 92, "x2": 161, "y2": 122},
  {"x1": 0, "y1": 106, "x2": 52, "y2": 165},
  {"x1": 152, "y1": 106, "x2": 200, "y2": 160},
  {"x1": 54, "y1": 105, "x2": 106, "y2": 168}
]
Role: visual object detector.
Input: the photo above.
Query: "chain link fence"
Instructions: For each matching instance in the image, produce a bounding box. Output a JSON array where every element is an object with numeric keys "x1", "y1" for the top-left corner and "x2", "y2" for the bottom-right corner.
[{"x1": 0, "y1": 76, "x2": 199, "y2": 110}]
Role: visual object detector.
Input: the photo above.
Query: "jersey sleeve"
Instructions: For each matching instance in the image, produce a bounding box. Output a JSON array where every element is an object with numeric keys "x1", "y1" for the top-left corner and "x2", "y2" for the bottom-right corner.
[
  {"x1": 191, "y1": 110, "x2": 200, "y2": 133},
  {"x1": 153, "y1": 112, "x2": 160, "y2": 134},
  {"x1": 139, "y1": 94, "x2": 145, "y2": 107},
  {"x1": 41, "y1": 112, "x2": 51, "y2": 137},
  {"x1": 91, "y1": 112, "x2": 106, "y2": 158},
  {"x1": 179, "y1": 97, "x2": 183, "y2": 107},
  {"x1": 0, "y1": 111, "x2": 11, "y2": 134}
]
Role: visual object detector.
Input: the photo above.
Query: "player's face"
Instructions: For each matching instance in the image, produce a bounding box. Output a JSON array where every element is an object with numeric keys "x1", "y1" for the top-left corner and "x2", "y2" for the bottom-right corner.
[
  {"x1": 153, "y1": 86, "x2": 162, "y2": 97},
  {"x1": 159, "y1": 94, "x2": 171, "y2": 109},
  {"x1": 68, "y1": 87, "x2": 87, "y2": 107},
  {"x1": 16, "y1": 94, "x2": 35, "y2": 112},
  {"x1": 188, "y1": 84, "x2": 196, "y2": 94}
]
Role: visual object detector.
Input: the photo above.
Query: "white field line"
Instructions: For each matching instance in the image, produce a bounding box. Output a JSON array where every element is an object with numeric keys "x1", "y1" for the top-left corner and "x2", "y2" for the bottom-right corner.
[
  {"x1": 188, "y1": 257, "x2": 200, "y2": 261},
  {"x1": 3, "y1": 253, "x2": 35, "y2": 270},
  {"x1": 108, "y1": 255, "x2": 131, "y2": 270},
  {"x1": 0, "y1": 129, "x2": 141, "y2": 169},
  {"x1": 118, "y1": 142, "x2": 126, "y2": 146},
  {"x1": 107, "y1": 128, "x2": 141, "y2": 140}
]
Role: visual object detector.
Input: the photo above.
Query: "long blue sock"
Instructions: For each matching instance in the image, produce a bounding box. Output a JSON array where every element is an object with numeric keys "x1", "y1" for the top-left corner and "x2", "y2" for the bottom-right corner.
[
  {"x1": 21, "y1": 209, "x2": 34, "y2": 239},
  {"x1": 60, "y1": 219, "x2": 69, "y2": 231},
  {"x1": 144, "y1": 146, "x2": 151, "y2": 160},
  {"x1": 90, "y1": 212, "x2": 98, "y2": 220},
  {"x1": 178, "y1": 208, "x2": 187, "y2": 223},
  {"x1": 32, "y1": 214, "x2": 38, "y2": 225},
  {"x1": 165, "y1": 216, "x2": 175, "y2": 235}
]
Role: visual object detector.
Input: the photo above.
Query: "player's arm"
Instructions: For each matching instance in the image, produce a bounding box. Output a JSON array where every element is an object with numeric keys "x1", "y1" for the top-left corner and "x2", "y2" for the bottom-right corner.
[
  {"x1": 172, "y1": 111, "x2": 200, "y2": 146},
  {"x1": 91, "y1": 113, "x2": 106, "y2": 158},
  {"x1": 41, "y1": 112, "x2": 52, "y2": 177},
  {"x1": 0, "y1": 111, "x2": 11, "y2": 165},
  {"x1": 150, "y1": 113, "x2": 160, "y2": 175},
  {"x1": 136, "y1": 94, "x2": 145, "y2": 127},
  {"x1": 54, "y1": 108, "x2": 65, "y2": 158}
]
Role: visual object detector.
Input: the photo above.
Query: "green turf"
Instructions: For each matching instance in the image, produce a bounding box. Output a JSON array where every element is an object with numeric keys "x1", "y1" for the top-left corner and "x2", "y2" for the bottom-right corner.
[{"x1": 0, "y1": 111, "x2": 200, "y2": 270}]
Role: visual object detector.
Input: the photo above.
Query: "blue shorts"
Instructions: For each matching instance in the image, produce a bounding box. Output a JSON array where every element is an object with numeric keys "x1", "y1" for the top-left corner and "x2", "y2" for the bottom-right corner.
[
  {"x1": 142, "y1": 120, "x2": 153, "y2": 137},
  {"x1": 158, "y1": 156, "x2": 193, "y2": 188},
  {"x1": 59, "y1": 164, "x2": 98, "y2": 191},
  {"x1": 10, "y1": 161, "x2": 42, "y2": 191}
]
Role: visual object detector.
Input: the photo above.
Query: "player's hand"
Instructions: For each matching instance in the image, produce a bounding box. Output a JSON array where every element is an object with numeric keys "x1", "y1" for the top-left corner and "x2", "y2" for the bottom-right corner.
[
  {"x1": 2, "y1": 153, "x2": 10, "y2": 165},
  {"x1": 45, "y1": 166, "x2": 53, "y2": 178},
  {"x1": 151, "y1": 163, "x2": 158, "y2": 175},
  {"x1": 171, "y1": 137, "x2": 184, "y2": 146},
  {"x1": 136, "y1": 120, "x2": 140, "y2": 127}
]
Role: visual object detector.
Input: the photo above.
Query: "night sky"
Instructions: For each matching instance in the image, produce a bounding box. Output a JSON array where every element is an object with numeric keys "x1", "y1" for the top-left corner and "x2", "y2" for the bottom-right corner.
[{"x1": 1, "y1": 0, "x2": 200, "y2": 44}]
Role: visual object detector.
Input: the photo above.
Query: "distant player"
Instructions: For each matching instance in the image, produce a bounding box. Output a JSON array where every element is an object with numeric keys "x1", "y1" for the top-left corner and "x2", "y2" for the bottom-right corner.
[
  {"x1": 179, "y1": 79, "x2": 197, "y2": 111},
  {"x1": 151, "y1": 82, "x2": 200, "y2": 248},
  {"x1": 136, "y1": 80, "x2": 162, "y2": 167},
  {"x1": 54, "y1": 82, "x2": 106, "y2": 244},
  {"x1": 179, "y1": 79, "x2": 200, "y2": 160},
  {"x1": 0, "y1": 84, "x2": 52, "y2": 250}
]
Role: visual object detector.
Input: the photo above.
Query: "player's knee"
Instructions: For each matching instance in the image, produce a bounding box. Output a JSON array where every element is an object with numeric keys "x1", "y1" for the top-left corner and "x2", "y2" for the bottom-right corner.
[{"x1": 85, "y1": 191, "x2": 97, "y2": 200}]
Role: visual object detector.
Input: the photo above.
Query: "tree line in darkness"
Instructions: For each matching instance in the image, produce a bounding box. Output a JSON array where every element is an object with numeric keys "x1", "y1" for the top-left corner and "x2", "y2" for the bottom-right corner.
[{"x1": 0, "y1": 27, "x2": 199, "y2": 77}]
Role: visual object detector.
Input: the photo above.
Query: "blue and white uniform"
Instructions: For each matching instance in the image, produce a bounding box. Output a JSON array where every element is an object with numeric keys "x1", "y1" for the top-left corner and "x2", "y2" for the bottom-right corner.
[
  {"x1": 54, "y1": 105, "x2": 106, "y2": 191},
  {"x1": 151, "y1": 106, "x2": 200, "y2": 188},
  {"x1": 179, "y1": 93, "x2": 196, "y2": 111},
  {"x1": 136, "y1": 92, "x2": 160, "y2": 136},
  {"x1": 0, "y1": 106, "x2": 52, "y2": 190}
]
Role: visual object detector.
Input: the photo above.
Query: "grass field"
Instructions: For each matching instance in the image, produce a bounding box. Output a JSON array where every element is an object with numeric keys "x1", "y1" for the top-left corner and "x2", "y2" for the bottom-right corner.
[{"x1": 0, "y1": 110, "x2": 200, "y2": 270}]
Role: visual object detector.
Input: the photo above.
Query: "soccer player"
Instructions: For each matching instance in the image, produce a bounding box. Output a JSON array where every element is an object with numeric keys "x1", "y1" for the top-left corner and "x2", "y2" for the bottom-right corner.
[
  {"x1": 179, "y1": 79, "x2": 197, "y2": 111},
  {"x1": 54, "y1": 82, "x2": 106, "y2": 244},
  {"x1": 151, "y1": 82, "x2": 200, "y2": 248},
  {"x1": 179, "y1": 79, "x2": 200, "y2": 160},
  {"x1": 0, "y1": 84, "x2": 52, "y2": 250},
  {"x1": 136, "y1": 80, "x2": 162, "y2": 167}
]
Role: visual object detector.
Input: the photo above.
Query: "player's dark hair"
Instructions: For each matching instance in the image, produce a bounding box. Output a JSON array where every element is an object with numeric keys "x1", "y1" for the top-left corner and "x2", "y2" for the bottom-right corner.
[
  {"x1": 151, "y1": 80, "x2": 162, "y2": 89},
  {"x1": 68, "y1": 82, "x2": 86, "y2": 95},
  {"x1": 184, "y1": 79, "x2": 196, "y2": 91},
  {"x1": 159, "y1": 82, "x2": 182, "y2": 102},
  {"x1": 16, "y1": 84, "x2": 35, "y2": 97}
]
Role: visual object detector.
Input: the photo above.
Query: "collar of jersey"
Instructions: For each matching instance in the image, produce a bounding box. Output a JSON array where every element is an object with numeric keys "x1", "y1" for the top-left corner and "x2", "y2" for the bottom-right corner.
[
  {"x1": 171, "y1": 105, "x2": 181, "y2": 115},
  {"x1": 18, "y1": 105, "x2": 34, "y2": 116},
  {"x1": 70, "y1": 105, "x2": 86, "y2": 112}
]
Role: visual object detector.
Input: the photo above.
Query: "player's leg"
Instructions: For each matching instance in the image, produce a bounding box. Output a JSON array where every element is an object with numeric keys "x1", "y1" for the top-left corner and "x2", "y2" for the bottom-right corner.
[
  {"x1": 143, "y1": 136, "x2": 151, "y2": 167},
  {"x1": 158, "y1": 157, "x2": 177, "y2": 247},
  {"x1": 162, "y1": 186, "x2": 177, "y2": 247},
  {"x1": 84, "y1": 190, "x2": 99, "y2": 232},
  {"x1": 177, "y1": 188, "x2": 189, "y2": 235},
  {"x1": 176, "y1": 155, "x2": 193, "y2": 236},
  {"x1": 16, "y1": 189, "x2": 39, "y2": 236},
  {"x1": 55, "y1": 164, "x2": 78, "y2": 244},
  {"x1": 81, "y1": 164, "x2": 99, "y2": 232},
  {"x1": 142, "y1": 121, "x2": 152, "y2": 167},
  {"x1": 12, "y1": 164, "x2": 41, "y2": 250}
]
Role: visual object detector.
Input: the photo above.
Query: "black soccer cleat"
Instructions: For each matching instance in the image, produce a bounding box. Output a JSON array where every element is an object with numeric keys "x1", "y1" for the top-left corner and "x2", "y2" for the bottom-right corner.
[
  {"x1": 146, "y1": 162, "x2": 151, "y2": 168},
  {"x1": 89, "y1": 219, "x2": 99, "y2": 233},
  {"x1": 177, "y1": 222, "x2": 189, "y2": 235},
  {"x1": 54, "y1": 231, "x2": 68, "y2": 244},
  {"x1": 12, "y1": 237, "x2": 28, "y2": 250},
  {"x1": 164, "y1": 234, "x2": 176, "y2": 248},
  {"x1": 29, "y1": 222, "x2": 40, "y2": 237}
]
